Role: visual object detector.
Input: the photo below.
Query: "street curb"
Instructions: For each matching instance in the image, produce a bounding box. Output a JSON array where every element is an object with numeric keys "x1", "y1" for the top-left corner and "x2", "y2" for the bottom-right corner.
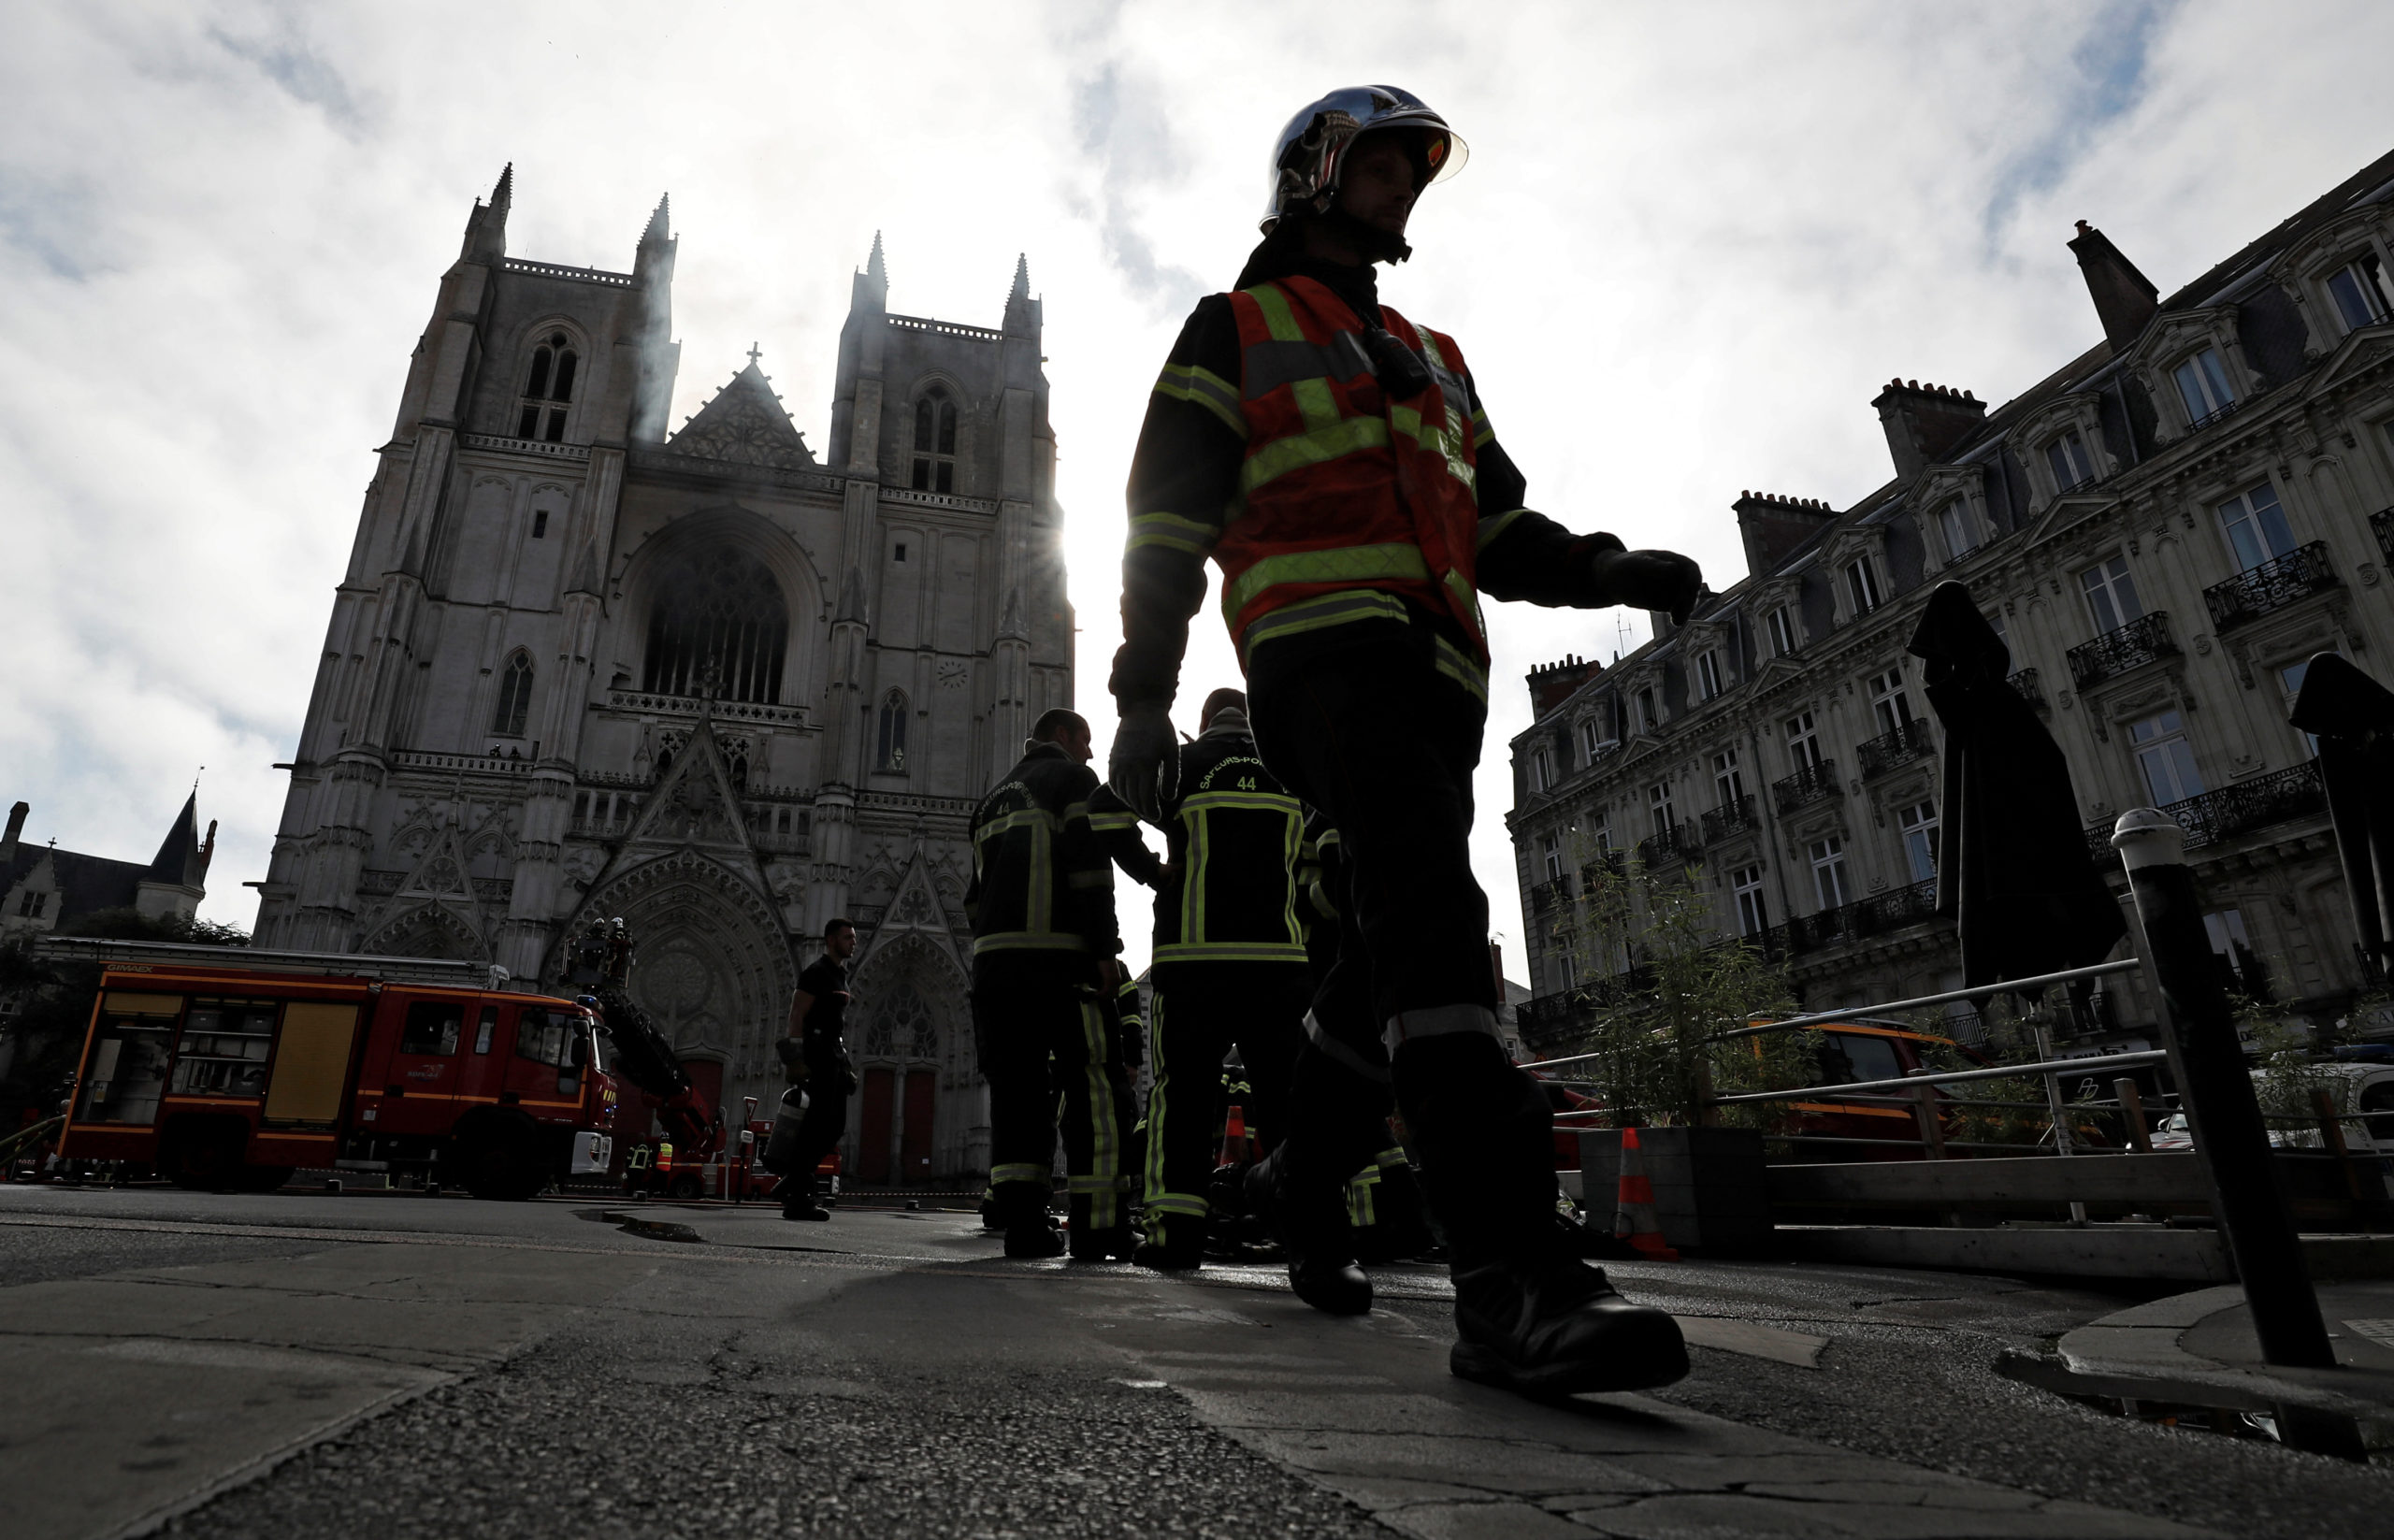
[{"x1": 2029, "y1": 1284, "x2": 2394, "y2": 1418}]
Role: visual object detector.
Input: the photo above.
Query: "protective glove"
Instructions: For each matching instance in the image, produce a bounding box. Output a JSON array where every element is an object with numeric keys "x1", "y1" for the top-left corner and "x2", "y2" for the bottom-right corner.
[
  {"x1": 773, "y1": 1036, "x2": 809, "y2": 1086},
  {"x1": 1591, "y1": 543, "x2": 1703, "y2": 625},
  {"x1": 1107, "y1": 707, "x2": 1179, "y2": 825}
]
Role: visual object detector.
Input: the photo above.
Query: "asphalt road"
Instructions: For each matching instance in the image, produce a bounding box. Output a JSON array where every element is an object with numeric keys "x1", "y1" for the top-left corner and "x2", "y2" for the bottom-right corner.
[{"x1": 4, "y1": 1184, "x2": 2390, "y2": 1540}]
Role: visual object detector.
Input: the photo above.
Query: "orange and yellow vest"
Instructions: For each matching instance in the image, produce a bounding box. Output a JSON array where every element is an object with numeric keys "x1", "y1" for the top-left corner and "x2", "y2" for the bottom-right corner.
[{"x1": 1214, "y1": 276, "x2": 1489, "y2": 701}]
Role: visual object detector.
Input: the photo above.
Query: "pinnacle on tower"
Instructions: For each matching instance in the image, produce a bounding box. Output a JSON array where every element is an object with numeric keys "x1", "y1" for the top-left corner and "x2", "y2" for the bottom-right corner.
[
  {"x1": 490, "y1": 163, "x2": 513, "y2": 210},
  {"x1": 642, "y1": 192, "x2": 671, "y2": 247},
  {"x1": 866, "y1": 231, "x2": 887, "y2": 291},
  {"x1": 1009, "y1": 252, "x2": 1030, "y2": 302},
  {"x1": 464, "y1": 163, "x2": 513, "y2": 262}
]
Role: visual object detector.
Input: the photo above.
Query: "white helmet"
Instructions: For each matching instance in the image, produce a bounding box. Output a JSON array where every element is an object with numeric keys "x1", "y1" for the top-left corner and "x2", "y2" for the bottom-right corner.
[{"x1": 1262, "y1": 85, "x2": 1467, "y2": 232}]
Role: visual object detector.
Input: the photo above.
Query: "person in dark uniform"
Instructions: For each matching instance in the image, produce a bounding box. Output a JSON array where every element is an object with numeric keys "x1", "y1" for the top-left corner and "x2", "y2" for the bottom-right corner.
[
  {"x1": 770, "y1": 916, "x2": 860, "y2": 1221},
  {"x1": 1105, "y1": 87, "x2": 1697, "y2": 1395},
  {"x1": 967, "y1": 708, "x2": 1138, "y2": 1259},
  {"x1": 1103, "y1": 686, "x2": 1311, "y2": 1272}
]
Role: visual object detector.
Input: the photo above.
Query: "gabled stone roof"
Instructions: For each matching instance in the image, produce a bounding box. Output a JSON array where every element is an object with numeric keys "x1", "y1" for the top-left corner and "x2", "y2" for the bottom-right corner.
[{"x1": 665, "y1": 361, "x2": 815, "y2": 470}]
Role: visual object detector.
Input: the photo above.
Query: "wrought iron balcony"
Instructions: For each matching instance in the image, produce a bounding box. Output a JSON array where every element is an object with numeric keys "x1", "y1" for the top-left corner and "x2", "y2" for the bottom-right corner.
[
  {"x1": 1528, "y1": 876, "x2": 1572, "y2": 913},
  {"x1": 1857, "y1": 718, "x2": 1937, "y2": 779},
  {"x1": 1771, "y1": 759, "x2": 1839, "y2": 814},
  {"x1": 1699, "y1": 795, "x2": 1759, "y2": 845},
  {"x1": 1579, "y1": 851, "x2": 1625, "y2": 887},
  {"x1": 2081, "y1": 759, "x2": 2327, "y2": 858},
  {"x1": 2203, "y1": 541, "x2": 2338, "y2": 631},
  {"x1": 1638, "y1": 822, "x2": 1701, "y2": 866},
  {"x1": 2371, "y1": 505, "x2": 2394, "y2": 563},
  {"x1": 2066, "y1": 612, "x2": 2177, "y2": 690},
  {"x1": 2008, "y1": 668, "x2": 2043, "y2": 708},
  {"x1": 2187, "y1": 399, "x2": 2239, "y2": 432},
  {"x1": 1856, "y1": 877, "x2": 1940, "y2": 932}
]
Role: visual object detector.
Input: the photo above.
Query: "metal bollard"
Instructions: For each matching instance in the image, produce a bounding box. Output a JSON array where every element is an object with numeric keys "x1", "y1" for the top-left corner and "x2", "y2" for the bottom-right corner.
[{"x1": 2113, "y1": 810, "x2": 2335, "y2": 1368}]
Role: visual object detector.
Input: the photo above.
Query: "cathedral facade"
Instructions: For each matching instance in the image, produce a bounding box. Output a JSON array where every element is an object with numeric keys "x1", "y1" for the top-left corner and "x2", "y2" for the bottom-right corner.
[{"x1": 252, "y1": 169, "x2": 1076, "y2": 1184}]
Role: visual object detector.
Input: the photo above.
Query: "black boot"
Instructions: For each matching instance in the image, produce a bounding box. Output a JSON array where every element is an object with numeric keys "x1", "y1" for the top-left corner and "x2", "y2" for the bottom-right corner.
[
  {"x1": 1449, "y1": 1255, "x2": 1688, "y2": 1396},
  {"x1": 1005, "y1": 1216, "x2": 1066, "y2": 1258},
  {"x1": 781, "y1": 1180, "x2": 830, "y2": 1222},
  {"x1": 1069, "y1": 1223, "x2": 1137, "y2": 1261},
  {"x1": 1132, "y1": 1215, "x2": 1205, "y2": 1272},
  {"x1": 1246, "y1": 1151, "x2": 1370, "y2": 1316}
]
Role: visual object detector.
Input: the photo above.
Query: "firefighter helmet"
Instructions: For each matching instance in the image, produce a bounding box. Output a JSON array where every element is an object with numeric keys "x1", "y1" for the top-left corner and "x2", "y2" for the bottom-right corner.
[{"x1": 1262, "y1": 85, "x2": 1466, "y2": 232}]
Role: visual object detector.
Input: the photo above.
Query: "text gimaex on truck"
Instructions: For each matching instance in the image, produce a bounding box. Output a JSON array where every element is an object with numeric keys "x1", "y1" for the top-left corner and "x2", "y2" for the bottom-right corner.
[{"x1": 46, "y1": 937, "x2": 618, "y2": 1199}]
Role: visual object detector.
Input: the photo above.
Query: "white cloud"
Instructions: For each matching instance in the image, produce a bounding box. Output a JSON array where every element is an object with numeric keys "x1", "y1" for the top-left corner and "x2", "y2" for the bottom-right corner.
[{"x1": 3, "y1": 0, "x2": 2389, "y2": 976}]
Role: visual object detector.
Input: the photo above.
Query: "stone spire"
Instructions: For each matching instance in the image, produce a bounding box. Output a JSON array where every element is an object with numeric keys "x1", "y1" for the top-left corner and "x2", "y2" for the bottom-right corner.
[
  {"x1": 865, "y1": 230, "x2": 887, "y2": 296},
  {"x1": 1003, "y1": 252, "x2": 1036, "y2": 335},
  {"x1": 462, "y1": 163, "x2": 512, "y2": 262},
  {"x1": 640, "y1": 192, "x2": 671, "y2": 249}
]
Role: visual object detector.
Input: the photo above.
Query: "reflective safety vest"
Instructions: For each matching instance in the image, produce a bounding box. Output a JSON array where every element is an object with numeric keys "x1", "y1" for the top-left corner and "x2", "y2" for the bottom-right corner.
[{"x1": 1216, "y1": 277, "x2": 1488, "y2": 694}]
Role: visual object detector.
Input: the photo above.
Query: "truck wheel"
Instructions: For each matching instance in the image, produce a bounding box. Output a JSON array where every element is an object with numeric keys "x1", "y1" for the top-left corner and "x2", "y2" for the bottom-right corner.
[
  {"x1": 458, "y1": 1128, "x2": 546, "y2": 1202},
  {"x1": 160, "y1": 1122, "x2": 244, "y2": 1191},
  {"x1": 666, "y1": 1172, "x2": 703, "y2": 1202}
]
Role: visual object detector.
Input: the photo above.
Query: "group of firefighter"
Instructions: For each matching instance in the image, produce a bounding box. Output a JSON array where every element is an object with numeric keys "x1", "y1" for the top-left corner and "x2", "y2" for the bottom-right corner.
[{"x1": 780, "y1": 86, "x2": 1708, "y2": 1401}]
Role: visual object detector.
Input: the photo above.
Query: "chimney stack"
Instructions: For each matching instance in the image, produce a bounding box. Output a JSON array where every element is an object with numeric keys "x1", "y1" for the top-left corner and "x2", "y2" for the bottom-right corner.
[
  {"x1": 2068, "y1": 221, "x2": 2159, "y2": 350},
  {"x1": 2, "y1": 801, "x2": 24, "y2": 859},
  {"x1": 1870, "y1": 379, "x2": 1985, "y2": 481},
  {"x1": 1733, "y1": 490, "x2": 1839, "y2": 578},
  {"x1": 1526, "y1": 654, "x2": 1604, "y2": 716}
]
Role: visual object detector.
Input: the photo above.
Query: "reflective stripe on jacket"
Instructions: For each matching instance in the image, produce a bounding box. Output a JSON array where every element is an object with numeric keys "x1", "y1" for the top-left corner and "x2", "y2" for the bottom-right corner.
[
  {"x1": 1152, "y1": 728, "x2": 1307, "y2": 967},
  {"x1": 1215, "y1": 277, "x2": 1487, "y2": 679},
  {"x1": 965, "y1": 743, "x2": 1118, "y2": 957}
]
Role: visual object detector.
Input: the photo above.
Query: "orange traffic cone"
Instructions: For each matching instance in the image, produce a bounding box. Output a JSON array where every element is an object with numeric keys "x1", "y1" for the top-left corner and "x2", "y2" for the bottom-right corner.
[
  {"x1": 1218, "y1": 1102, "x2": 1247, "y2": 1166},
  {"x1": 1611, "y1": 1127, "x2": 1679, "y2": 1260}
]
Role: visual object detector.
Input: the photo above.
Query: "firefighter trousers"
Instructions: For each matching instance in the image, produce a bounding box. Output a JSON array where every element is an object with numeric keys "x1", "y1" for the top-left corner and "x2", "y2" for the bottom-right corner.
[
  {"x1": 774, "y1": 1072, "x2": 847, "y2": 1202},
  {"x1": 1247, "y1": 626, "x2": 1560, "y2": 1269},
  {"x1": 1141, "y1": 960, "x2": 1308, "y2": 1242},
  {"x1": 972, "y1": 952, "x2": 1136, "y2": 1231}
]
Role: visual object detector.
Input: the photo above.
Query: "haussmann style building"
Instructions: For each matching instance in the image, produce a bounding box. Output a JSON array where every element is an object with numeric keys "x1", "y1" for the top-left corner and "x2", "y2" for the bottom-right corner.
[
  {"x1": 1506, "y1": 145, "x2": 2394, "y2": 1058},
  {"x1": 252, "y1": 169, "x2": 1075, "y2": 1184}
]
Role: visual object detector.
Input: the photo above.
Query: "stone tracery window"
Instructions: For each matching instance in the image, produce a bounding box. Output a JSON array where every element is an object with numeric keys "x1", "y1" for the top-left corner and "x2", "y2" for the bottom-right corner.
[
  {"x1": 865, "y1": 984, "x2": 939, "y2": 1061},
  {"x1": 641, "y1": 547, "x2": 789, "y2": 704},
  {"x1": 491, "y1": 653, "x2": 534, "y2": 737},
  {"x1": 912, "y1": 386, "x2": 958, "y2": 493},
  {"x1": 876, "y1": 689, "x2": 909, "y2": 770},
  {"x1": 517, "y1": 330, "x2": 579, "y2": 442}
]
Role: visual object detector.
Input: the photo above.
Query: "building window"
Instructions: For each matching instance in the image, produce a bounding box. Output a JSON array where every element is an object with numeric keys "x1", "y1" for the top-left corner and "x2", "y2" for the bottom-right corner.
[
  {"x1": 1529, "y1": 745, "x2": 1553, "y2": 791},
  {"x1": 1635, "y1": 687, "x2": 1659, "y2": 734},
  {"x1": 1867, "y1": 668, "x2": 1912, "y2": 735},
  {"x1": 2172, "y1": 346, "x2": 2235, "y2": 426},
  {"x1": 1588, "y1": 807, "x2": 1614, "y2": 854},
  {"x1": 1937, "y1": 498, "x2": 1980, "y2": 558},
  {"x1": 1898, "y1": 800, "x2": 1939, "y2": 885},
  {"x1": 877, "y1": 689, "x2": 910, "y2": 770},
  {"x1": 893, "y1": 540, "x2": 908, "y2": 563},
  {"x1": 1810, "y1": 837, "x2": 1850, "y2": 911},
  {"x1": 2328, "y1": 252, "x2": 2390, "y2": 334},
  {"x1": 516, "y1": 331, "x2": 579, "y2": 443},
  {"x1": 1646, "y1": 781, "x2": 1675, "y2": 841},
  {"x1": 2282, "y1": 657, "x2": 2325, "y2": 756},
  {"x1": 491, "y1": 654, "x2": 534, "y2": 738},
  {"x1": 1784, "y1": 710, "x2": 1822, "y2": 771},
  {"x1": 17, "y1": 889, "x2": 47, "y2": 919},
  {"x1": 1766, "y1": 606, "x2": 1796, "y2": 658},
  {"x1": 2078, "y1": 554, "x2": 2143, "y2": 636},
  {"x1": 1844, "y1": 555, "x2": 1882, "y2": 617},
  {"x1": 2215, "y1": 481, "x2": 2297, "y2": 573},
  {"x1": 2043, "y1": 429, "x2": 2096, "y2": 495},
  {"x1": 912, "y1": 386, "x2": 959, "y2": 493},
  {"x1": 531, "y1": 510, "x2": 549, "y2": 539},
  {"x1": 1579, "y1": 718, "x2": 1609, "y2": 760},
  {"x1": 1732, "y1": 864, "x2": 1767, "y2": 937},
  {"x1": 2129, "y1": 710, "x2": 2203, "y2": 805},
  {"x1": 641, "y1": 546, "x2": 790, "y2": 705},
  {"x1": 1695, "y1": 649, "x2": 1724, "y2": 701},
  {"x1": 1712, "y1": 748, "x2": 1744, "y2": 806},
  {"x1": 1541, "y1": 833, "x2": 1564, "y2": 883}
]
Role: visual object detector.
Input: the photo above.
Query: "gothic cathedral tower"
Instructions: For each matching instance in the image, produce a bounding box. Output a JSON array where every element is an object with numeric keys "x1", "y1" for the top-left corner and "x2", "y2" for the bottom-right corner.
[{"x1": 254, "y1": 170, "x2": 1074, "y2": 1182}]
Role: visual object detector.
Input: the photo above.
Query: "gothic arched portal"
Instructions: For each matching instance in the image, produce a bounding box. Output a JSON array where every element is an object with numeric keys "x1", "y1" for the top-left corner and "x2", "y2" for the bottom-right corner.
[{"x1": 844, "y1": 931, "x2": 977, "y2": 1186}]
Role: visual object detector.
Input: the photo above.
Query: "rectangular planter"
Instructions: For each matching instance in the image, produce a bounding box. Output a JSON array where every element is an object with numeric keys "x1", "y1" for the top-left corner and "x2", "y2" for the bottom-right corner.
[{"x1": 1580, "y1": 1126, "x2": 1770, "y2": 1256}]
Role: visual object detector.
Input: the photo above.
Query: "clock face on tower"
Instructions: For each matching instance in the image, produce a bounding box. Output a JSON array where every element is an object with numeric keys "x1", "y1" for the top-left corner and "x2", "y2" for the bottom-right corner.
[{"x1": 937, "y1": 659, "x2": 969, "y2": 689}]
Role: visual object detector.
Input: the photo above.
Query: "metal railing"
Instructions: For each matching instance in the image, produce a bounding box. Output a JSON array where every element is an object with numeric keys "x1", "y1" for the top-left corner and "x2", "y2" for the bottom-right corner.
[
  {"x1": 1857, "y1": 718, "x2": 1936, "y2": 778},
  {"x1": 1638, "y1": 822, "x2": 1700, "y2": 865},
  {"x1": 2066, "y1": 612, "x2": 2177, "y2": 689},
  {"x1": 1529, "y1": 877, "x2": 1572, "y2": 912},
  {"x1": 2082, "y1": 761, "x2": 2326, "y2": 857},
  {"x1": 2203, "y1": 541, "x2": 2338, "y2": 631},
  {"x1": 2372, "y1": 506, "x2": 2393, "y2": 564},
  {"x1": 2007, "y1": 668, "x2": 2043, "y2": 708},
  {"x1": 1771, "y1": 759, "x2": 1839, "y2": 814},
  {"x1": 2186, "y1": 398, "x2": 2240, "y2": 432},
  {"x1": 1699, "y1": 795, "x2": 1758, "y2": 844}
]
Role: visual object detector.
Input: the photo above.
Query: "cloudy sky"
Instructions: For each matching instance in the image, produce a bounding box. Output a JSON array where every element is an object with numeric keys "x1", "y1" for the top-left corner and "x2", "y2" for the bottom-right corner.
[{"x1": 5, "y1": 1, "x2": 2391, "y2": 972}]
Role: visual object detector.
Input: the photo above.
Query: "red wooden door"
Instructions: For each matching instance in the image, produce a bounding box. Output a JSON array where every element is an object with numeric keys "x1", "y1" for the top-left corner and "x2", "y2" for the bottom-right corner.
[
  {"x1": 858, "y1": 1068, "x2": 895, "y2": 1184},
  {"x1": 901, "y1": 1070, "x2": 936, "y2": 1184}
]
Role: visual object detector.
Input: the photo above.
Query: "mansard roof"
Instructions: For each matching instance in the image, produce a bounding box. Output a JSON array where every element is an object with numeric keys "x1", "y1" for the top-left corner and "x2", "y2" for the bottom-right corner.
[{"x1": 664, "y1": 360, "x2": 816, "y2": 471}]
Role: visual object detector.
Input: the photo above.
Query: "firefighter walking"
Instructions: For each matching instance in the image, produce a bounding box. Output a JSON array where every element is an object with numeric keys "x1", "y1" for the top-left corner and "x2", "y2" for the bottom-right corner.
[
  {"x1": 1107, "y1": 87, "x2": 1699, "y2": 1395},
  {"x1": 765, "y1": 916, "x2": 859, "y2": 1221},
  {"x1": 966, "y1": 708, "x2": 1138, "y2": 1259},
  {"x1": 1103, "y1": 687, "x2": 1311, "y2": 1272}
]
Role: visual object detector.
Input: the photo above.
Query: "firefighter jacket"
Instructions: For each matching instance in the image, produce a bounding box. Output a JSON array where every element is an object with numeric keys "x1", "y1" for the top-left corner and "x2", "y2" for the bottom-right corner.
[
  {"x1": 1111, "y1": 236, "x2": 1635, "y2": 717},
  {"x1": 1151, "y1": 712, "x2": 1307, "y2": 968},
  {"x1": 965, "y1": 742, "x2": 1118, "y2": 959},
  {"x1": 1089, "y1": 783, "x2": 1167, "y2": 888}
]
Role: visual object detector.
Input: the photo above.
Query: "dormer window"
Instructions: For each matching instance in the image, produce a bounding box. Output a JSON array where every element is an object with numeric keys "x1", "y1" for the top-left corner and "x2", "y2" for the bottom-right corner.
[
  {"x1": 1844, "y1": 555, "x2": 1882, "y2": 616},
  {"x1": 1766, "y1": 606, "x2": 1796, "y2": 658},
  {"x1": 1936, "y1": 498, "x2": 1981, "y2": 559},
  {"x1": 2328, "y1": 252, "x2": 2390, "y2": 334},
  {"x1": 1635, "y1": 686, "x2": 1659, "y2": 734},
  {"x1": 516, "y1": 332, "x2": 578, "y2": 442},
  {"x1": 2043, "y1": 430, "x2": 2095, "y2": 495},
  {"x1": 1579, "y1": 718, "x2": 1608, "y2": 760},
  {"x1": 2171, "y1": 347, "x2": 2235, "y2": 429},
  {"x1": 912, "y1": 386, "x2": 959, "y2": 493},
  {"x1": 1528, "y1": 744, "x2": 1553, "y2": 792},
  {"x1": 1695, "y1": 648, "x2": 1724, "y2": 701}
]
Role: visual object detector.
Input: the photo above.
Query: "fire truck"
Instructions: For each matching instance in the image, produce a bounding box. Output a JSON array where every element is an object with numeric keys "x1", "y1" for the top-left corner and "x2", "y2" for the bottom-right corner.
[{"x1": 45, "y1": 937, "x2": 643, "y2": 1199}]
